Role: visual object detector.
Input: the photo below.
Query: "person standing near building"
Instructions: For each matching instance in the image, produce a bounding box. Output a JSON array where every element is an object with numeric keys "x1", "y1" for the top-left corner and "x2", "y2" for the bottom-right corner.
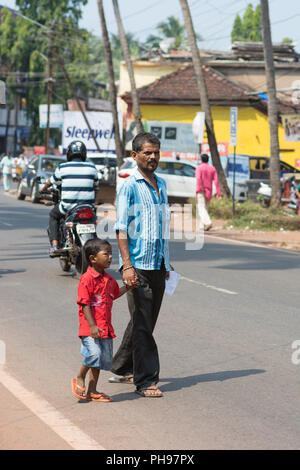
[
  {"x1": 109, "y1": 132, "x2": 172, "y2": 398},
  {"x1": 0, "y1": 152, "x2": 15, "y2": 192},
  {"x1": 195, "y1": 153, "x2": 221, "y2": 231}
]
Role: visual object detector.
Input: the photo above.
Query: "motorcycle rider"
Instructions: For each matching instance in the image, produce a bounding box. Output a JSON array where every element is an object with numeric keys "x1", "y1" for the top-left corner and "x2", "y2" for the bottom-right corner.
[{"x1": 41, "y1": 140, "x2": 99, "y2": 257}]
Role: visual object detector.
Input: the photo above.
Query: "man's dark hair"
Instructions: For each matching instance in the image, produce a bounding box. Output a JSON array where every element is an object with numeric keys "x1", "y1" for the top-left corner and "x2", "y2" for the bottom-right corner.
[
  {"x1": 132, "y1": 132, "x2": 161, "y2": 153},
  {"x1": 201, "y1": 154, "x2": 209, "y2": 163},
  {"x1": 84, "y1": 238, "x2": 111, "y2": 264}
]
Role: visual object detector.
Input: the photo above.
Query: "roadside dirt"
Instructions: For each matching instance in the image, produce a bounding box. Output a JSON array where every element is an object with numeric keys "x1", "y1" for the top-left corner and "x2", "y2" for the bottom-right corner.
[{"x1": 206, "y1": 219, "x2": 300, "y2": 252}]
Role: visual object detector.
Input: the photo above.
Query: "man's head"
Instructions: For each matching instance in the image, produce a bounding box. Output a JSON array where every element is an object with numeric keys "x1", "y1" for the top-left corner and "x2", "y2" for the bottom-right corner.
[
  {"x1": 66, "y1": 140, "x2": 87, "y2": 162},
  {"x1": 131, "y1": 132, "x2": 160, "y2": 174},
  {"x1": 201, "y1": 154, "x2": 209, "y2": 163}
]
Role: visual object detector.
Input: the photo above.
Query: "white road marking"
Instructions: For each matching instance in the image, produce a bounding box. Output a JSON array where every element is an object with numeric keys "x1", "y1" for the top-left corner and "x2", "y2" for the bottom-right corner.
[
  {"x1": 0, "y1": 222, "x2": 12, "y2": 226},
  {"x1": 181, "y1": 276, "x2": 238, "y2": 295},
  {"x1": 0, "y1": 366, "x2": 105, "y2": 450}
]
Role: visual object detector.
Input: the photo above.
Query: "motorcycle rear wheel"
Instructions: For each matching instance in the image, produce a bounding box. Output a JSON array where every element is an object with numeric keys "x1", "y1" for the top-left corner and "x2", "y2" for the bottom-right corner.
[{"x1": 75, "y1": 247, "x2": 89, "y2": 275}]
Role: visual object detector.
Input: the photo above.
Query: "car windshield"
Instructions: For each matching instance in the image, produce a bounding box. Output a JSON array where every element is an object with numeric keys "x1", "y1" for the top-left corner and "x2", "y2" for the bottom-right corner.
[
  {"x1": 41, "y1": 158, "x2": 63, "y2": 172},
  {"x1": 88, "y1": 157, "x2": 117, "y2": 167}
]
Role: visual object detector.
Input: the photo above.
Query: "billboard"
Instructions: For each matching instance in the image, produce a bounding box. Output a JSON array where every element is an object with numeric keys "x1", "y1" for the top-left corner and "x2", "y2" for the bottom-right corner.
[
  {"x1": 282, "y1": 114, "x2": 300, "y2": 142},
  {"x1": 62, "y1": 111, "x2": 118, "y2": 153},
  {"x1": 126, "y1": 119, "x2": 229, "y2": 158},
  {"x1": 39, "y1": 104, "x2": 64, "y2": 128}
]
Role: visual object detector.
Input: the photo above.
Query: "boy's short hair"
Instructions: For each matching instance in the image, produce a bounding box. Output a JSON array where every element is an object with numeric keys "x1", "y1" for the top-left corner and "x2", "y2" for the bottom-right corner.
[
  {"x1": 84, "y1": 238, "x2": 111, "y2": 265},
  {"x1": 132, "y1": 132, "x2": 160, "y2": 153}
]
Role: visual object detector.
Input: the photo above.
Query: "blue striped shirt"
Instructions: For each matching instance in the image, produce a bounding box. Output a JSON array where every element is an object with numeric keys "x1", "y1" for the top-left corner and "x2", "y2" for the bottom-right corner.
[
  {"x1": 50, "y1": 158, "x2": 98, "y2": 214},
  {"x1": 115, "y1": 168, "x2": 171, "y2": 271}
]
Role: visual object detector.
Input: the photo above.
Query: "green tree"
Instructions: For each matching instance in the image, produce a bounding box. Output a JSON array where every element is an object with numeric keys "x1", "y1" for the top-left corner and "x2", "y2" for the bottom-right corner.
[
  {"x1": 231, "y1": 3, "x2": 262, "y2": 42},
  {"x1": 145, "y1": 15, "x2": 202, "y2": 51}
]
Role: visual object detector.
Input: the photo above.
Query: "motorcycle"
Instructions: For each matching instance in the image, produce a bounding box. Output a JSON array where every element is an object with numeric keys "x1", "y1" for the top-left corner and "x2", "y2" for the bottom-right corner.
[
  {"x1": 45, "y1": 186, "x2": 97, "y2": 274},
  {"x1": 257, "y1": 176, "x2": 299, "y2": 212}
]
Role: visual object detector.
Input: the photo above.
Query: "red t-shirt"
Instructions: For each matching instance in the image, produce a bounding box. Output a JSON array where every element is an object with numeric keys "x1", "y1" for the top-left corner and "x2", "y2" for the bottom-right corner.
[{"x1": 77, "y1": 266, "x2": 121, "y2": 338}]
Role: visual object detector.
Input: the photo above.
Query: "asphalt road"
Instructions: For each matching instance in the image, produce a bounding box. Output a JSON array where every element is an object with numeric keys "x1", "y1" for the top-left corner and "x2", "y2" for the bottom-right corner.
[{"x1": 1, "y1": 189, "x2": 300, "y2": 450}]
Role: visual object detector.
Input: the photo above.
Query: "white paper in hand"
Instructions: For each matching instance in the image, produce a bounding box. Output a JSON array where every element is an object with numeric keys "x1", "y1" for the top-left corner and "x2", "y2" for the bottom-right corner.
[{"x1": 165, "y1": 271, "x2": 181, "y2": 296}]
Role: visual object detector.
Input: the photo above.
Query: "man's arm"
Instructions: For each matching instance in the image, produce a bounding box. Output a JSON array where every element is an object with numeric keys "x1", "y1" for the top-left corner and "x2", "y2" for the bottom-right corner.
[
  {"x1": 213, "y1": 168, "x2": 222, "y2": 198},
  {"x1": 117, "y1": 230, "x2": 139, "y2": 287}
]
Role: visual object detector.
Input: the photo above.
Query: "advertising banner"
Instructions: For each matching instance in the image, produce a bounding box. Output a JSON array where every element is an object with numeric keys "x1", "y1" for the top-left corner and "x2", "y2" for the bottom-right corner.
[
  {"x1": 281, "y1": 114, "x2": 300, "y2": 142},
  {"x1": 39, "y1": 104, "x2": 64, "y2": 128},
  {"x1": 62, "y1": 111, "x2": 117, "y2": 153}
]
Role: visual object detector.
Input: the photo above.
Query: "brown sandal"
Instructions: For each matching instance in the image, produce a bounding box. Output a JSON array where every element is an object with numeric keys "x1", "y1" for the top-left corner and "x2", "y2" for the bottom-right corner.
[{"x1": 135, "y1": 385, "x2": 163, "y2": 398}]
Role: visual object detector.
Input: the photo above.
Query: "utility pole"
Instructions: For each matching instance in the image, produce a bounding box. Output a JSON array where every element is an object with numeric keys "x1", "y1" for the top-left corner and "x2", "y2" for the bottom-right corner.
[
  {"x1": 112, "y1": 0, "x2": 144, "y2": 134},
  {"x1": 45, "y1": 25, "x2": 55, "y2": 154},
  {"x1": 260, "y1": 0, "x2": 281, "y2": 206},
  {"x1": 179, "y1": 0, "x2": 231, "y2": 198},
  {"x1": 97, "y1": 0, "x2": 124, "y2": 169}
]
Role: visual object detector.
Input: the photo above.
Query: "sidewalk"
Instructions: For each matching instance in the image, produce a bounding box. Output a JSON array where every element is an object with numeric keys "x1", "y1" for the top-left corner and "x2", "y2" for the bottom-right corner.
[{"x1": 206, "y1": 219, "x2": 300, "y2": 252}]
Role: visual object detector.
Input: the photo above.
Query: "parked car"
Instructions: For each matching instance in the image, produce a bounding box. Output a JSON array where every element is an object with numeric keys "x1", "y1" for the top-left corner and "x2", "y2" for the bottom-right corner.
[
  {"x1": 117, "y1": 158, "x2": 247, "y2": 202},
  {"x1": 17, "y1": 154, "x2": 66, "y2": 203},
  {"x1": 87, "y1": 153, "x2": 117, "y2": 186}
]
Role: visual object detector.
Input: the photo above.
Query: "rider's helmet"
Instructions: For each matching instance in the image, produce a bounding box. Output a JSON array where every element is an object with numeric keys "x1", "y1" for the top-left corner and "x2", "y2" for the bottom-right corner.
[{"x1": 66, "y1": 140, "x2": 87, "y2": 162}]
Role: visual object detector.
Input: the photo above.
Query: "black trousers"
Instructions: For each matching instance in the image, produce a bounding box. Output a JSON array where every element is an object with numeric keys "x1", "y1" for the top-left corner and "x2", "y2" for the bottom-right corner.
[
  {"x1": 111, "y1": 262, "x2": 166, "y2": 390},
  {"x1": 48, "y1": 204, "x2": 64, "y2": 244}
]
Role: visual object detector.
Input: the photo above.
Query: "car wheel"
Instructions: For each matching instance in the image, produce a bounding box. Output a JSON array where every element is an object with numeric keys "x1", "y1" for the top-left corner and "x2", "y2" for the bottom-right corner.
[
  {"x1": 17, "y1": 183, "x2": 26, "y2": 200},
  {"x1": 31, "y1": 183, "x2": 40, "y2": 203}
]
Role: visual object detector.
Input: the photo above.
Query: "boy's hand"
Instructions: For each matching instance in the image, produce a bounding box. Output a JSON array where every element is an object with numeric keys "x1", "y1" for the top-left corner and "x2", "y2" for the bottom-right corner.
[{"x1": 90, "y1": 325, "x2": 104, "y2": 339}]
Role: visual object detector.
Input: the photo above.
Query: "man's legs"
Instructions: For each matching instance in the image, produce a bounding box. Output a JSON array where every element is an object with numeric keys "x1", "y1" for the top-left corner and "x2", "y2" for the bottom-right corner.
[
  {"x1": 111, "y1": 264, "x2": 166, "y2": 391},
  {"x1": 197, "y1": 191, "x2": 212, "y2": 229},
  {"x1": 48, "y1": 204, "x2": 62, "y2": 248}
]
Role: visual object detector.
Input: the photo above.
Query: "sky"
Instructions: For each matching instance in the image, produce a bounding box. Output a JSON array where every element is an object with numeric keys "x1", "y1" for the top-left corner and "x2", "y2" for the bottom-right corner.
[{"x1": 2, "y1": 0, "x2": 300, "y2": 52}]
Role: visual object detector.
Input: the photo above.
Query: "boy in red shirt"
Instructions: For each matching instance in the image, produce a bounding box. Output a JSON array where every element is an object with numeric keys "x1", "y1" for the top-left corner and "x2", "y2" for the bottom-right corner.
[{"x1": 71, "y1": 238, "x2": 137, "y2": 402}]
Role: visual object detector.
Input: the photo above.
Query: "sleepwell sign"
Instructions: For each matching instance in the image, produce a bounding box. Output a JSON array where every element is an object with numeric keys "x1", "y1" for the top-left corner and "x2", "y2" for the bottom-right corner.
[{"x1": 62, "y1": 111, "x2": 117, "y2": 153}]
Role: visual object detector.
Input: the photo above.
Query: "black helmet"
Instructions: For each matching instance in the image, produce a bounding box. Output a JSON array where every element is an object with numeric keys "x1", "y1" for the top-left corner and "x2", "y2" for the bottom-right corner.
[{"x1": 66, "y1": 140, "x2": 87, "y2": 162}]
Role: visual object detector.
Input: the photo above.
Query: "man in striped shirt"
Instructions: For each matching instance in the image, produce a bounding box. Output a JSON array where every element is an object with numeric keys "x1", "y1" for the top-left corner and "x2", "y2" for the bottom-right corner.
[
  {"x1": 41, "y1": 141, "x2": 99, "y2": 256},
  {"x1": 109, "y1": 132, "x2": 172, "y2": 398}
]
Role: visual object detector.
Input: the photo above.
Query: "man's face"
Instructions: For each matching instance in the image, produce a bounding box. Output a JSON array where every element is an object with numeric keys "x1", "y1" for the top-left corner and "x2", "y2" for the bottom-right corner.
[{"x1": 132, "y1": 141, "x2": 160, "y2": 173}]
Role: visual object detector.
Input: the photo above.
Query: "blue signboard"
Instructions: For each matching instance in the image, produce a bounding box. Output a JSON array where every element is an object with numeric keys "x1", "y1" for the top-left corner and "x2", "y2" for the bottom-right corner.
[{"x1": 230, "y1": 107, "x2": 238, "y2": 146}]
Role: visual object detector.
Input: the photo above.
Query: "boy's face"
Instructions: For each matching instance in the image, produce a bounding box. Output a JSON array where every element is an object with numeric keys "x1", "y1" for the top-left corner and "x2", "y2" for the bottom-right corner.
[{"x1": 90, "y1": 245, "x2": 112, "y2": 272}]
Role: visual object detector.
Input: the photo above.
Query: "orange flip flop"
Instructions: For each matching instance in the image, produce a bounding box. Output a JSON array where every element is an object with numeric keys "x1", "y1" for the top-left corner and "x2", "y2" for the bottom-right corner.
[
  {"x1": 71, "y1": 378, "x2": 87, "y2": 400},
  {"x1": 88, "y1": 392, "x2": 113, "y2": 402}
]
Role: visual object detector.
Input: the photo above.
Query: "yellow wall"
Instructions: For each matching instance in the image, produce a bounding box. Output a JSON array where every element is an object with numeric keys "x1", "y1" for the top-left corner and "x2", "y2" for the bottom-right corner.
[{"x1": 138, "y1": 103, "x2": 300, "y2": 162}]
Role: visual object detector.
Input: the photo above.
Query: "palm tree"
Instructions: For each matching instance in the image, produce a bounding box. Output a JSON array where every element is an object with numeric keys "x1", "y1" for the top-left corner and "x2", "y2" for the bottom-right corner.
[
  {"x1": 260, "y1": 0, "x2": 281, "y2": 206},
  {"x1": 145, "y1": 15, "x2": 202, "y2": 51},
  {"x1": 179, "y1": 0, "x2": 231, "y2": 198},
  {"x1": 97, "y1": 0, "x2": 124, "y2": 168},
  {"x1": 112, "y1": 0, "x2": 144, "y2": 134}
]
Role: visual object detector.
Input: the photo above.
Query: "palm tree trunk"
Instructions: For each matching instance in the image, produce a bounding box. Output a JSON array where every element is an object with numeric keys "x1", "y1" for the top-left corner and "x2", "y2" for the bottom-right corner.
[
  {"x1": 97, "y1": 0, "x2": 124, "y2": 169},
  {"x1": 112, "y1": 0, "x2": 144, "y2": 134},
  {"x1": 260, "y1": 0, "x2": 281, "y2": 206},
  {"x1": 179, "y1": 0, "x2": 231, "y2": 198}
]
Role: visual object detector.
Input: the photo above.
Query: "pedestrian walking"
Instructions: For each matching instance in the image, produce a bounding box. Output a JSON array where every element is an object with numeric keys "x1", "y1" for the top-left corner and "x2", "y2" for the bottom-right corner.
[
  {"x1": 109, "y1": 132, "x2": 172, "y2": 398},
  {"x1": 195, "y1": 154, "x2": 221, "y2": 231},
  {"x1": 0, "y1": 152, "x2": 15, "y2": 192},
  {"x1": 71, "y1": 238, "x2": 137, "y2": 402}
]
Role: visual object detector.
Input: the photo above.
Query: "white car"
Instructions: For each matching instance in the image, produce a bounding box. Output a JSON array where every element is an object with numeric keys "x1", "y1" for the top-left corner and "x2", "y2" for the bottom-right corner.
[
  {"x1": 117, "y1": 158, "x2": 197, "y2": 202},
  {"x1": 117, "y1": 157, "x2": 248, "y2": 202},
  {"x1": 87, "y1": 153, "x2": 117, "y2": 186}
]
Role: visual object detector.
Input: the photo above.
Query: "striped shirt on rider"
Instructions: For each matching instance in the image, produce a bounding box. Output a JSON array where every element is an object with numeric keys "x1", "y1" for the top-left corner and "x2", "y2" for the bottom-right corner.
[{"x1": 50, "y1": 158, "x2": 99, "y2": 214}]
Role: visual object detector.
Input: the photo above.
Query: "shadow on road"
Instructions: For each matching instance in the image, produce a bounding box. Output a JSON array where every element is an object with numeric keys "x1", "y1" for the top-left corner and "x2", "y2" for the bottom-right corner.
[
  {"x1": 0, "y1": 268, "x2": 26, "y2": 277},
  {"x1": 159, "y1": 369, "x2": 266, "y2": 392}
]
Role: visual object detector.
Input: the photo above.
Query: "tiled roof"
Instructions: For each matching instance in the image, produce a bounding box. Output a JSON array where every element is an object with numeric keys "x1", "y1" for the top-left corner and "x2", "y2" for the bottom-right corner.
[{"x1": 122, "y1": 64, "x2": 260, "y2": 106}]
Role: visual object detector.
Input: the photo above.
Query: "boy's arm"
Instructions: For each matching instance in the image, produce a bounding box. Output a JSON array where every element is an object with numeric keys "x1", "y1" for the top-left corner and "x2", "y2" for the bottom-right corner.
[{"x1": 81, "y1": 304, "x2": 104, "y2": 339}]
